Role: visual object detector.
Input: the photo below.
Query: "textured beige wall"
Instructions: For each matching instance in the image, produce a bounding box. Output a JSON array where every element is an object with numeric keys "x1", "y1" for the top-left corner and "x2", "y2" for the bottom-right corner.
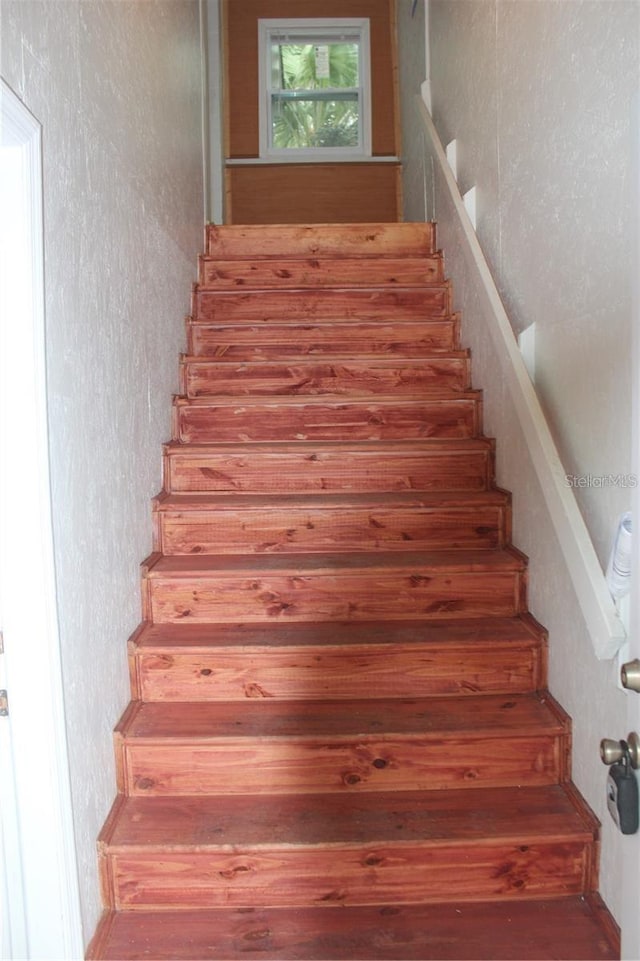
[
  {"x1": 401, "y1": 0, "x2": 639, "y2": 921},
  {"x1": 428, "y1": 0, "x2": 637, "y2": 569},
  {"x1": 397, "y1": 0, "x2": 427, "y2": 221},
  {"x1": 1, "y1": 0, "x2": 204, "y2": 941},
  {"x1": 422, "y1": 149, "x2": 627, "y2": 918}
]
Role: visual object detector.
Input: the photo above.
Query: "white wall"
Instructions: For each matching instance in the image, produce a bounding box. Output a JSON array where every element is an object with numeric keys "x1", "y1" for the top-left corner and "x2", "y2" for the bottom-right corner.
[
  {"x1": 422, "y1": 141, "x2": 628, "y2": 919},
  {"x1": 428, "y1": 0, "x2": 637, "y2": 571},
  {"x1": 1, "y1": 0, "x2": 204, "y2": 942},
  {"x1": 397, "y1": 0, "x2": 427, "y2": 222},
  {"x1": 397, "y1": 0, "x2": 639, "y2": 921},
  {"x1": 206, "y1": 0, "x2": 225, "y2": 223}
]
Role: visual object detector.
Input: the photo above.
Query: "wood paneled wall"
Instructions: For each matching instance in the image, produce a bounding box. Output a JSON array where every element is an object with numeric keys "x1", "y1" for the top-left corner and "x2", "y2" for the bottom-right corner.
[
  {"x1": 226, "y1": 163, "x2": 400, "y2": 225},
  {"x1": 222, "y1": 0, "x2": 400, "y2": 224}
]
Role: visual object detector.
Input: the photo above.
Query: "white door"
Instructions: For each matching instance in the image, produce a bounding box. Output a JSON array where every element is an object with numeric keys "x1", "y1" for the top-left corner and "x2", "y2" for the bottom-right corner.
[
  {"x1": 620, "y1": 96, "x2": 640, "y2": 961},
  {"x1": 0, "y1": 80, "x2": 83, "y2": 961},
  {"x1": 620, "y1": 482, "x2": 640, "y2": 958},
  {"x1": 621, "y1": 655, "x2": 640, "y2": 959},
  {"x1": 0, "y1": 588, "x2": 28, "y2": 959}
]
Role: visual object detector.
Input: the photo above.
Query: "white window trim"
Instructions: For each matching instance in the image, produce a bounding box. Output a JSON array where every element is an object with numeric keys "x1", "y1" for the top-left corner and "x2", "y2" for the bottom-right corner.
[{"x1": 258, "y1": 18, "x2": 372, "y2": 162}]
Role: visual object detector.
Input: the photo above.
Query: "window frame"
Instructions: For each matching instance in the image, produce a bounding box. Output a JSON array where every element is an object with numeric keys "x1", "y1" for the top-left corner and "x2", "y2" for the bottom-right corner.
[{"x1": 257, "y1": 18, "x2": 372, "y2": 162}]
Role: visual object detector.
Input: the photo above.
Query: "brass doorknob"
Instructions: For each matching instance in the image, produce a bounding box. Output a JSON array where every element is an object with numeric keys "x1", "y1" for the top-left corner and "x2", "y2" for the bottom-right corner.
[
  {"x1": 621, "y1": 658, "x2": 640, "y2": 693},
  {"x1": 601, "y1": 738, "x2": 625, "y2": 765},
  {"x1": 600, "y1": 732, "x2": 640, "y2": 769}
]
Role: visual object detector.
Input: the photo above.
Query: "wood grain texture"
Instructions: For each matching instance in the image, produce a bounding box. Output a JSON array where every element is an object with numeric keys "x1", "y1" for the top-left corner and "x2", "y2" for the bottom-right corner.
[
  {"x1": 87, "y1": 898, "x2": 619, "y2": 960},
  {"x1": 130, "y1": 615, "x2": 547, "y2": 702},
  {"x1": 192, "y1": 287, "x2": 453, "y2": 324},
  {"x1": 206, "y1": 223, "x2": 436, "y2": 258},
  {"x1": 101, "y1": 785, "x2": 598, "y2": 850},
  {"x1": 106, "y1": 841, "x2": 592, "y2": 909},
  {"x1": 189, "y1": 320, "x2": 459, "y2": 359},
  {"x1": 115, "y1": 693, "x2": 569, "y2": 795},
  {"x1": 224, "y1": 0, "x2": 397, "y2": 158},
  {"x1": 162, "y1": 439, "x2": 496, "y2": 494},
  {"x1": 226, "y1": 164, "x2": 400, "y2": 225},
  {"x1": 180, "y1": 355, "x2": 471, "y2": 398},
  {"x1": 152, "y1": 489, "x2": 510, "y2": 555},
  {"x1": 98, "y1": 786, "x2": 597, "y2": 909},
  {"x1": 173, "y1": 393, "x2": 483, "y2": 444},
  {"x1": 142, "y1": 549, "x2": 528, "y2": 624},
  {"x1": 87, "y1": 223, "x2": 615, "y2": 959},
  {"x1": 199, "y1": 256, "x2": 444, "y2": 291}
]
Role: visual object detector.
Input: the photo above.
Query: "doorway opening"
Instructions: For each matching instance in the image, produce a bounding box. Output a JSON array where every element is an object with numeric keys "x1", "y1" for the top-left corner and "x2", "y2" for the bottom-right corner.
[{"x1": 0, "y1": 79, "x2": 83, "y2": 960}]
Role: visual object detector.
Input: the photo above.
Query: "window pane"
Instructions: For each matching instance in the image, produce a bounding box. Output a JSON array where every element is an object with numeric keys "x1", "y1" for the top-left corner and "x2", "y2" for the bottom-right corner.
[
  {"x1": 271, "y1": 42, "x2": 359, "y2": 92},
  {"x1": 269, "y1": 40, "x2": 360, "y2": 150},
  {"x1": 271, "y1": 95, "x2": 359, "y2": 149},
  {"x1": 260, "y1": 19, "x2": 371, "y2": 158}
]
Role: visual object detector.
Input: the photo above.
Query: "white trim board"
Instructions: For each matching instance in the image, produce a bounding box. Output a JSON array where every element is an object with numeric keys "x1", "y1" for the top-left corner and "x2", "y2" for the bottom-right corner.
[
  {"x1": 0, "y1": 79, "x2": 83, "y2": 960},
  {"x1": 225, "y1": 155, "x2": 399, "y2": 166}
]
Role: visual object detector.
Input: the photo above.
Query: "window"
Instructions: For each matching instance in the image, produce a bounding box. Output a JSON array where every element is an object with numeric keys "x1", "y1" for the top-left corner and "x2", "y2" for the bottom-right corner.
[{"x1": 258, "y1": 18, "x2": 371, "y2": 161}]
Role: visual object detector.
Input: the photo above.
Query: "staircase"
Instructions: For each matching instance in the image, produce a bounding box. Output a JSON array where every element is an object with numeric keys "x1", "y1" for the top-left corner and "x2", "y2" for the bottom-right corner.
[{"x1": 87, "y1": 223, "x2": 618, "y2": 960}]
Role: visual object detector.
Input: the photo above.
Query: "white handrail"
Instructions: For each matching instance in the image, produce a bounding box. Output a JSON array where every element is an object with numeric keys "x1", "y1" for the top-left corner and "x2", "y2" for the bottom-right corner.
[{"x1": 416, "y1": 94, "x2": 626, "y2": 660}]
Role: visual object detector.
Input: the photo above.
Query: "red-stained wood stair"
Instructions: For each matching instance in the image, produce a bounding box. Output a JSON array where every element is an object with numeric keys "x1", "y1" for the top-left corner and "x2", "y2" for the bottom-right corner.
[{"x1": 87, "y1": 223, "x2": 619, "y2": 960}]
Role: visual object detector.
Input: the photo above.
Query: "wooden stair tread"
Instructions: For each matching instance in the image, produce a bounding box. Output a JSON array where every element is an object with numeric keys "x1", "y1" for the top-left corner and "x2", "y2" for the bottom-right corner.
[
  {"x1": 88, "y1": 222, "x2": 616, "y2": 954},
  {"x1": 87, "y1": 897, "x2": 619, "y2": 960},
  {"x1": 190, "y1": 317, "x2": 455, "y2": 334},
  {"x1": 144, "y1": 550, "x2": 527, "y2": 623},
  {"x1": 153, "y1": 487, "x2": 510, "y2": 555},
  {"x1": 115, "y1": 690, "x2": 568, "y2": 795},
  {"x1": 100, "y1": 784, "x2": 597, "y2": 850},
  {"x1": 175, "y1": 389, "x2": 480, "y2": 407},
  {"x1": 164, "y1": 437, "x2": 495, "y2": 454},
  {"x1": 131, "y1": 614, "x2": 545, "y2": 652},
  {"x1": 130, "y1": 615, "x2": 546, "y2": 702},
  {"x1": 144, "y1": 547, "x2": 527, "y2": 576},
  {"x1": 153, "y1": 489, "x2": 510, "y2": 510},
  {"x1": 181, "y1": 352, "x2": 469, "y2": 365},
  {"x1": 191, "y1": 314, "x2": 454, "y2": 331},
  {"x1": 117, "y1": 692, "x2": 567, "y2": 741}
]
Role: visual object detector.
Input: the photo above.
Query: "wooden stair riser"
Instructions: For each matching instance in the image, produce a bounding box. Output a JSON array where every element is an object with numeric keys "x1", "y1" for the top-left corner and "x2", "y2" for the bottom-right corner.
[
  {"x1": 100, "y1": 840, "x2": 595, "y2": 911},
  {"x1": 132, "y1": 640, "x2": 544, "y2": 702},
  {"x1": 198, "y1": 256, "x2": 445, "y2": 291},
  {"x1": 206, "y1": 223, "x2": 437, "y2": 258},
  {"x1": 180, "y1": 356, "x2": 471, "y2": 399},
  {"x1": 163, "y1": 442, "x2": 496, "y2": 495},
  {"x1": 114, "y1": 692, "x2": 569, "y2": 796},
  {"x1": 116, "y1": 732, "x2": 569, "y2": 797},
  {"x1": 96, "y1": 783, "x2": 600, "y2": 912},
  {"x1": 153, "y1": 501, "x2": 510, "y2": 555},
  {"x1": 173, "y1": 395, "x2": 483, "y2": 444},
  {"x1": 193, "y1": 288, "x2": 453, "y2": 327},
  {"x1": 189, "y1": 319, "x2": 458, "y2": 359},
  {"x1": 143, "y1": 569, "x2": 528, "y2": 625},
  {"x1": 89, "y1": 221, "x2": 616, "y2": 960},
  {"x1": 86, "y1": 899, "x2": 620, "y2": 961}
]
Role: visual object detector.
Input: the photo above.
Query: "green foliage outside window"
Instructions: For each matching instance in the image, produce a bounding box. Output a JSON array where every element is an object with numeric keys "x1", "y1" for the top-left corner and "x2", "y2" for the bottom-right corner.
[{"x1": 270, "y1": 42, "x2": 360, "y2": 149}]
